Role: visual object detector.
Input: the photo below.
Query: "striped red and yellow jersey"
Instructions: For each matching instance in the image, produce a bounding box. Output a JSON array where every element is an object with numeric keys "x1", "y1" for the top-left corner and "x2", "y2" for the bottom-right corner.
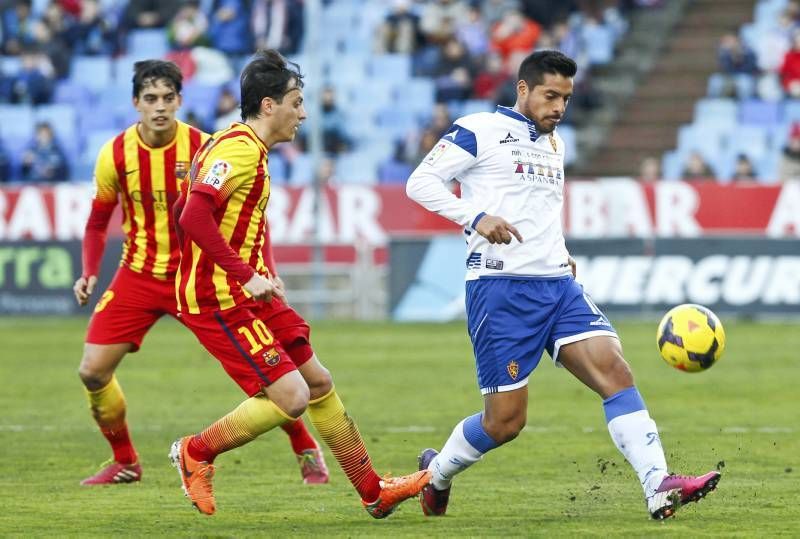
[
  {"x1": 93, "y1": 120, "x2": 208, "y2": 279},
  {"x1": 176, "y1": 123, "x2": 271, "y2": 314}
]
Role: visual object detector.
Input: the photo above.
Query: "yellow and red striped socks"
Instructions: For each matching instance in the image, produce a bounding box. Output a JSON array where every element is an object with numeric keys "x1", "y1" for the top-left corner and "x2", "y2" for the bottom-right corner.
[
  {"x1": 85, "y1": 376, "x2": 137, "y2": 465},
  {"x1": 306, "y1": 388, "x2": 381, "y2": 502},
  {"x1": 187, "y1": 395, "x2": 293, "y2": 463},
  {"x1": 281, "y1": 418, "x2": 319, "y2": 454}
]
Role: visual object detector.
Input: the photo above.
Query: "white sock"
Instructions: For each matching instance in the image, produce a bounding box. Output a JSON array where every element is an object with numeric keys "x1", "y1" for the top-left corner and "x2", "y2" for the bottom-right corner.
[
  {"x1": 607, "y1": 409, "x2": 669, "y2": 497},
  {"x1": 429, "y1": 419, "x2": 484, "y2": 490}
]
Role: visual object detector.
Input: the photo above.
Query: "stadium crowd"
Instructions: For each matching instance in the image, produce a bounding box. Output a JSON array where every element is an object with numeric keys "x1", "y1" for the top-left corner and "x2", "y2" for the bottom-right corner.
[{"x1": 0, "y1": 0, "x2": 646, "y2": 183}]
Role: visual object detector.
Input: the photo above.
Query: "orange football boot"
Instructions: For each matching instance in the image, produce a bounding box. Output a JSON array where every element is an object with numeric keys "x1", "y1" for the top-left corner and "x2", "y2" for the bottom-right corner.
[{"x1": 169, "y1": 436, "x2": 216, "y2": 515}]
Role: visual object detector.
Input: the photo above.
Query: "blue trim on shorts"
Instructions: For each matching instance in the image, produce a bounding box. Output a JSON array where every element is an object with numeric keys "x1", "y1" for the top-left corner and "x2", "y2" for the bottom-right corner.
[
  {"x1": 477, "y1": 274, "x2": 572, "y2": 281},
  {"x1": 213, "y1": 311, "x2": 271, "y2": 385},
  {"x1": 603, "y1": 386, "x2": 646, "y2": 422},
  {"x1": 462, "y1": 413, "x2": 498, "y2": 453}
]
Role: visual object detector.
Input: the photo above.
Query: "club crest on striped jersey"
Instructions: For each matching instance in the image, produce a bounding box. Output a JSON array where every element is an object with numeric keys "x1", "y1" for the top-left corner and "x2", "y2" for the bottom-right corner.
[
  {"x1": 507, "y1": 360, "x2": 519, "y2": 380},
  {"x1": 201, "y1": 159, "x2": 232, "y2": 190}
]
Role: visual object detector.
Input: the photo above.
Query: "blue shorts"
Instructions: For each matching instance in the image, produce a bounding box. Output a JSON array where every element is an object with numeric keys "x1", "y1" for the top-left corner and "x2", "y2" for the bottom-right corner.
[{"x1": 465, "y1": 276, "x2": 617, "y2": 395}]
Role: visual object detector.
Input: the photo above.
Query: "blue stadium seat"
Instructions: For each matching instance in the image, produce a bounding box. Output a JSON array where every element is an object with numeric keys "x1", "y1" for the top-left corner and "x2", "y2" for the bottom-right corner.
[
  {"x1": 727, "y1": 126, "x2": 770, "y2": 162},
  {"x1": 582, "y1": 23, "x2": 615, "y2": 65},
  {"x1": 113, "y1": 55, "x2": 141, "y2": 84},
  {"x1": 0, "y1": 55, "x2": 21, "y2": 76},
  {"x1": 460, "y1": 99, "x2": 494, "y2": 116},
  {"x1": 53, "y1": 79, "x2": 90, "y2": 107},
  {"x1": 336, "y1": 151, "x2": 379, "y2": 184},
  {"x1": 127, "y1": 29, "x2": 169, "y2": 59},
  {"x1": 71, "y1": 56, "x2": 113, "y2": 92},
  {"x1": 368, "y1": 54, "x2": 412, "y2": 82},
  {"x1": 181, "y1": 83, "x2": 222, "y2": 127},
  {"x1": 677, "y1": 124, "x2": 726, "y2": 160},
  {"x1": 289, "y1": 153, "x2": 314, "y2": 186},
  {"x1": 693, "y1": 98, "x2": 737, "y2": 127},
  {"x1": 394, "y1": 78, "x2": 435, "y2": 115},
  {"x1": 739, "y1": 99, "x2": 781, "y2": 125},
  {"x1": 558, "y1": 125, "x2": 578, "y2": 165},
  {"x1": 661, "y1": 150, "x2": 684, "y2": 181},
  {"x1": 375, "y1": 106, "x2": 420, "y2": 139},
  {"x1": 0, "y1": 104, "x2": 34, "y2": 139},
  {"x1": 782, "y1": 99, "x2": 800, "y2": 123}
]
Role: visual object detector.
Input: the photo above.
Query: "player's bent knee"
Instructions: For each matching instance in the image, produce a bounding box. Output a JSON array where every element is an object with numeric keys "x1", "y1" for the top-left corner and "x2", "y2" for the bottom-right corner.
[
  {"x1": 78, "y1": 357, "x2": 112, "y2": 390},
  {"x1": 483, "y1": 413, "x2": 526, "y2": 445},
  {"x1": 265, "y1": 372, "x2": 310, "y2": 418}
]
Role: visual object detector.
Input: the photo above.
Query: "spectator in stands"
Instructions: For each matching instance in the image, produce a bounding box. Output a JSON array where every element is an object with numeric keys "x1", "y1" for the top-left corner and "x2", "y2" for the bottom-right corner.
[
  {"x1": 420, "y1": 0, "x2": 465, "y2": 45},
  {"x1": 0, "y1": 140, "x2": 10, "y2": 182},
  {"x1": 319, "y1": 86, "x2": 350, "y2": 154},
  {"x1": 208, "y1": 0, "x2": 252, "y2": 58},
  {"x1": 427, "y1": 102, "x2": 453, "y2": 138},
  {"x1": 490, "y1": 8, "x2": 541, "y2": 64},
  {"x1": 432, "y1": 37, "x2": 475, "y2": 102},
  {"x1": 778, "y1": 122, "x2": 800, "y2": 181},
  {"x1": 2, "y1": 0, "x2": 36, "y2": 55},
  {"x1": 714, "y1": 33, "x2": 757, "y2": 99},
  {"x1": 409, "y1": 127, "x2": 440, "y2": 167},
  {"x1": 123, "y1": 0, "x2": 181, "y2": 30},
  {"x1": 638, "y1": 156, "x2": 660, "y2": 181},
  {"x1": 718, "y1": 33, "x2": 757, "y2": 74},
  {"x1": 779, "y1": 30, "x2": 800, "y2": 97},
  {"x1": 213, "y1": 87, "x2": 239, "y2": 131},
  {"x1": 455, "y1": 3, "x2": 489, "y2": 57},
  {"x1": 378, "y1": 140, "x2": 413, "y2": 184},
  {"x1": 167, "y1": 0, "x2": 208, "y2": 50},
  {"x1": 21, "y1": 122, "x2": 69, "y2": 182},
  {"x1": 251, "y1": 0, "x2": 304, "y2": 55},
  {"x1": 731, "y1": 153, "x2": 757, "y2": 182},
  {"x1": 316, "y1": 156, "x2": 338, "y2": 186},
  {"x1": 33, "y1": 5, "x2": 71, "y2": 79},
  {"x1": 482, "y1": 0, "x2": 520, "y2": 26},
  {"x1": 473, "y1": 51, "x2": 510, "y2": 100},
  {"x1": 681, "y1": 151, "x2": 713, "y2": 181},
  {"x1": 69, "y1": 0, "x2": 116, "y2": 56},
  {"x1": 10, "y1": 48, "x2": 55, "y2": 104},
  {"x1": 375, "y1": 0, "x2": 423, "y2": 54},
  {"x1": 519, "y1": 0, "x2": 577, "y2": 29}
]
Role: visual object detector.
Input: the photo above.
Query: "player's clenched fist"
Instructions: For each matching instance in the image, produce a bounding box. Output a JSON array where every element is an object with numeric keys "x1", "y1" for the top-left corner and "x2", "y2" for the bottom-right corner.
[
  {"x1": 475, "y1": 214, "x2": 523, "y2": 245},
  {"x1": 73, "y1": 275, "x2": 98, "y2": 306},
  {"x1": 243, "y1": 273, "x2": 274, "y2": 302}
]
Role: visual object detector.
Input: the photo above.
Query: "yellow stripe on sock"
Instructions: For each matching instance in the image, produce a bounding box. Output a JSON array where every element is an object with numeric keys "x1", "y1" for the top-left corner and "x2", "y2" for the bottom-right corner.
[
  {"x1": 199, "y1": 395, "x2": 293, "y2": 454},
  {"x1": 85, "y1": 375, "x2": 126, "y2": 428}
]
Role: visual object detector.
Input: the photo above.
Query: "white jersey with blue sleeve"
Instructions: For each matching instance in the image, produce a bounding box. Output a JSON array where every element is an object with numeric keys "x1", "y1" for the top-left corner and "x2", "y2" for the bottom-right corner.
[{"x1": 406, "y1": 105, "x2": 572, "y2": 280}]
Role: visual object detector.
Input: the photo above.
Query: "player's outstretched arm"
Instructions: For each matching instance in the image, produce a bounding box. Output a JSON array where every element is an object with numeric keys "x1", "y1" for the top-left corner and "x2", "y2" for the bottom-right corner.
[{"x1": 474, "y1": 213, "x2": 523, "y2": 244}]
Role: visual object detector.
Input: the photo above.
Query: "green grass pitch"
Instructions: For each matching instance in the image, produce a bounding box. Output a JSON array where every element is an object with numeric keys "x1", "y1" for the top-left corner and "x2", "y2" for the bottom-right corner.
[{"x1": 1, "y1": 317, "x2": 798, "y2": 536}]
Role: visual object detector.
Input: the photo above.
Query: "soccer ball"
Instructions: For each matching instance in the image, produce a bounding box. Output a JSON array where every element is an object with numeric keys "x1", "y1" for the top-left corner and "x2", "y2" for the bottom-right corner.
[{"x1": 656, "y1": 304, "x2": 726, "y2": 372}]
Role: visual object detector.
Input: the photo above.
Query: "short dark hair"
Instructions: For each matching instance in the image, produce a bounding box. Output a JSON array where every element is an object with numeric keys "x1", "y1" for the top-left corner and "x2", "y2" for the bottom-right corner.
[
  {"x1": 518, "y1": 50, "x2": 577, "y2": 89},
  {"x1": 132, "y1": 60, "x2": 183, "y2": 98},
  {"x1": 240, "y1": 49, "x2": 304, "y2": 121}
]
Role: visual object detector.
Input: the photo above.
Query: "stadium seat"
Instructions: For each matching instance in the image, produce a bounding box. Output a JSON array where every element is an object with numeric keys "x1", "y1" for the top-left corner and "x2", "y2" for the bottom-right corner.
[
  {"x1": 782, "y1": 99, "x2": 800, "y2": 124},
  {"x1": 693, "y1": 98, "x2": 737, "y2": 127},
  {"x1": 394, "y1": 78, "x2": 436, "y2": 115},
  {"x1": 0, "y1": 104, "x2": 35, "y2": 139},
  {"x1": 677, "y1": 124, "x2": 726, "y2": 160},
  {"x1": 0, "y1": 55, "x2": 21, "y2": 76},
  {"x1": 83, "y1": 129, "x2": 118, "y2": 163},
  {"x1": 368, "y1": 54, "x2": 412, "y2": 82},
  {"x1": 739, "y1": 99, "x2": 782, "y2": 125},
  {"x1": 460, "y1": 99, "x2": 494, "y2": 116},
  {"x1": 661, "y1": 150, "x2": 684, "y2": 181},
  {"x1": 127, "y1": 29, "x2": 169, "y2": 59},
  {"x1": 727, "y1": 126, "x2": 770, "y2": 162},
  {"x1": 289, "y1": 153, "x2": 314, "y2": 186},
  {"x1": 53, "y1": 79, "x2": 90, "y2": 107},
  {"x1": 180, "y1": 83, "x2": 223, "y2": 127},
  {"x1": 581, "y1": 23, "x2": 615, "y2": 65},
  {"x1": 375, "y1": 106, "x2": 420, "y2": 139},
  {"x1": 70, "y1": 56, "x2": 113, "y2": 92},
  {"x1": 558, "y1": 125, "x2": 578, "y2": 165},
  {"x1": 336, "y1": 151, "x2": 379, "y2": 184}
]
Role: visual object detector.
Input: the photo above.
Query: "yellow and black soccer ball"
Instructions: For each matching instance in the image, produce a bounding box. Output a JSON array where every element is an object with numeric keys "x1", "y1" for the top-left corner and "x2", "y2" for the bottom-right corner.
[{"x1": 656, "y1": 304, "x2": 726, "y2": 372}]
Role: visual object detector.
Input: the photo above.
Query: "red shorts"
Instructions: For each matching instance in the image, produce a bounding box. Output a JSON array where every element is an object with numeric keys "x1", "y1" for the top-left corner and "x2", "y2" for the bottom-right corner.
[
  {"x1": 86, "y1": 266, "x2": 180, "y2": 351},
  {"x1": 181, "y1": 297, "x2": 313, "y2": 396}
]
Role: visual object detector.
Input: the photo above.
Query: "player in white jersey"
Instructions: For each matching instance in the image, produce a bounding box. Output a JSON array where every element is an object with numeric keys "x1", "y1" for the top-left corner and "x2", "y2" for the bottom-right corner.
[{"x1": 406, "y1": 50, "x2": 720, "y2": 520}]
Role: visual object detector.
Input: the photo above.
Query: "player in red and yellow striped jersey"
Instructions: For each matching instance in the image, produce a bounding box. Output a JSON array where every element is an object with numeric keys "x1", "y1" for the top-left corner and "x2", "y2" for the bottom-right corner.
[
  {"x1": 73, "y1": 60, "x2": 327, "y2": 486},
  {"x1": 170, "y1": 50, "x2": 430, "y2": 518}
]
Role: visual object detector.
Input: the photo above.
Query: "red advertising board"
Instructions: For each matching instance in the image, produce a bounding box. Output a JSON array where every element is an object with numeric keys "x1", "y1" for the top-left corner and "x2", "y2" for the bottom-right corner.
[{"x1": 1, "y1": 181, "x2": 798, "y2": 249}]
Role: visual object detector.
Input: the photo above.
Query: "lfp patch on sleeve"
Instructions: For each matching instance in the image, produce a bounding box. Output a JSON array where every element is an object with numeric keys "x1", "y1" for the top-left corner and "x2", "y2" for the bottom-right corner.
[
  {"x1": 424, "y1": 141, "x2": 451, "y2": 165},
  {"x1": 201, "y1": 160, "x2": 232, "y2": 190}
]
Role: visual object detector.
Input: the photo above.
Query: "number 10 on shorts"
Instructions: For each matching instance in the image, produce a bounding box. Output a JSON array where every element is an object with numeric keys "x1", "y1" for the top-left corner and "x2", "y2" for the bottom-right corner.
[{"x1": 237, "y1": 319, "x2": 275, "y2": 354}]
